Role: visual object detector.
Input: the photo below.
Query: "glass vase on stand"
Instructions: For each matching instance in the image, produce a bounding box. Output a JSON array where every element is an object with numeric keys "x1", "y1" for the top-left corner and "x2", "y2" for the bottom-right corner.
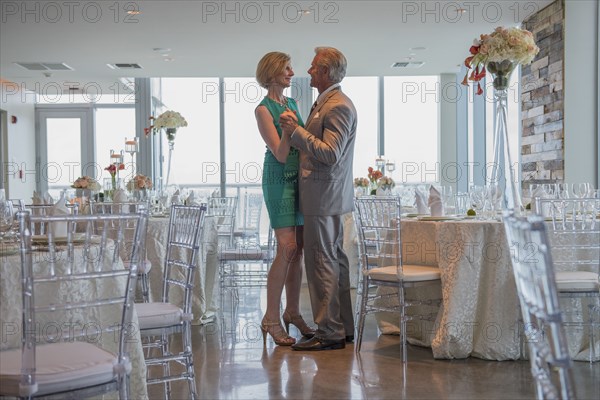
[
  {"x1": 164, "y1": 128, "x2": 176, "y2": 189},
  {"x1": 487, "y1": 60, "x2": 525, "y2": 215}
]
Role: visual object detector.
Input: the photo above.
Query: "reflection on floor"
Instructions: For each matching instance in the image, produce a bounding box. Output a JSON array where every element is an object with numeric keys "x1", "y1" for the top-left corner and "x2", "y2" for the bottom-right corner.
[{"x1": 147, "y1": 285, "x2": 600, "y2": 399}]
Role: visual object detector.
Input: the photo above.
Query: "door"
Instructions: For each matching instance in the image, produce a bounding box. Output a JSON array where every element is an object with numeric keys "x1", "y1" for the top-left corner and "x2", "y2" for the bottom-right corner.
[{"x1": 36, "y1": 106, "x2": 94, "y2": 196}]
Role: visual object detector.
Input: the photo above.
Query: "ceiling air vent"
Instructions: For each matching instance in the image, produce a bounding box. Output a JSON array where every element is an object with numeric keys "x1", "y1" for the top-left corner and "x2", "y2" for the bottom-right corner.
[
  {"x1": 107, "y1": 63, "x2": 143, "y2": 70},
  {"x1": 391, "y1": 61, "x2": 425, "y2": 68},
  {"x1": 15, "y1": 62, "x2": 73, "y2": 71}
]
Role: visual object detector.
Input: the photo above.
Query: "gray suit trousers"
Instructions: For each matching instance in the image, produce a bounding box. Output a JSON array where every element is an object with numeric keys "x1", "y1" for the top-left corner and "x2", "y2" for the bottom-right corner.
[{"x1": 303, "y1": 214, "x2": 354, "y2": 341}]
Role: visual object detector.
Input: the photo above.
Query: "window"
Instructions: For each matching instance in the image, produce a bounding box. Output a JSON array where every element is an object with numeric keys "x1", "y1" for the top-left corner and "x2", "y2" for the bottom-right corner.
[
  {"x1": 223, "y1": 78, "x2": 267, "y2": 192},
  {"x1": 341, "y1": 77, "x2": 379, "y2": 179},
  {"x1": 95, "y1": 108, "x2": 136, "y2": 181},
  {"x1": 384, "y1": 76, "x2": 439, "y2": 183},
  {"x1": 158, "y1": 78, "x2": 220, "y2": 187}
]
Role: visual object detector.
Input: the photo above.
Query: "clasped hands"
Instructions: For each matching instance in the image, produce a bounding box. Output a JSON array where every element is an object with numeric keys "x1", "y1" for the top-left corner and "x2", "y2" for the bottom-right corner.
[{"x1": 280, "y1": 110, "x2": 299, "y2": 137}]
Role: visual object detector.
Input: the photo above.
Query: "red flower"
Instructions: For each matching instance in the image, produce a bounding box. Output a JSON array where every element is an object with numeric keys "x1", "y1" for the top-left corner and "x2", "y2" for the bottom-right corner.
[{"x1": 105, "y1": 163, "x2": 124, "y2": 176}]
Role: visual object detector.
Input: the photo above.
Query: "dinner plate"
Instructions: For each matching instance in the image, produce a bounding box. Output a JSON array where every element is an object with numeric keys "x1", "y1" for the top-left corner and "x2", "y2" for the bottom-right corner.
[
  {"x1": 417, "y1": 216, "x2": 464, "y2": 221},
  {"x1": 404, "y1": 213, "x2": 427, "y2": 218}
]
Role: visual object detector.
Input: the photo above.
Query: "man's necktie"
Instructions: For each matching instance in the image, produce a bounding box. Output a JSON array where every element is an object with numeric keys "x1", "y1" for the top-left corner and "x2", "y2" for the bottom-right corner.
[{"x1": 309, "y1": 101, "x2": 318, "y2": 116}]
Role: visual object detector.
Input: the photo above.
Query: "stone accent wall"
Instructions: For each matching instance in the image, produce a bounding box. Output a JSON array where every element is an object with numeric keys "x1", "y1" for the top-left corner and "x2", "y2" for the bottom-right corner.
[{"x1": 521, "y1": 0, "x2": 564, "y2": 199}]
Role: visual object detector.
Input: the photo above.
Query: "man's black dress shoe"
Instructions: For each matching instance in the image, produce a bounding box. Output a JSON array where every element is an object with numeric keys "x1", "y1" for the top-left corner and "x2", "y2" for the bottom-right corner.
[
  {"x1": 345, "y1": 335, "x2": 354, "y2": 343},
  {"x1": 291, "y1": 337, "x2": 345, "y2": 351}
]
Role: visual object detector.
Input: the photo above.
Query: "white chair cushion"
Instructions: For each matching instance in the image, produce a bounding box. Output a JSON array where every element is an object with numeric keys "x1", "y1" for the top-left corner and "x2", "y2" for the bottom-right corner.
[
  {"x1": 0, "y1": 342, "x2": 117, "y2": 397},
  {"x1": 365, "y1": 265, "x2": 441, "y2": 282},
  {"x1": 136, "y1": 302, "x2": 183, "y2": 329},
  {"x1": 219, "y1": 248, "x2": 266, "y2": 261},
  {"x1": 123, "y1": 259, "x2": 152, "y2": 274},
  {"x1": 556, "y1": 271, "x2": 600, "y2": 292}
]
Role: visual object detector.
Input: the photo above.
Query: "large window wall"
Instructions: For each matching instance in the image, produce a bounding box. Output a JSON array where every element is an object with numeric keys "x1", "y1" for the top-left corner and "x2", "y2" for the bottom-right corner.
[
  {"x1": 157, "y1": 78, "x2": 220, "y2": 188},
  {"x1": 384, "y1": 76, "x2": 439, "y2": 183},
  {"x1": 34, "y1": 74, "x2": 510, "y2": 197},
  {"x1": 155, "y1": 76, "x2": 441, "y2": 188}
]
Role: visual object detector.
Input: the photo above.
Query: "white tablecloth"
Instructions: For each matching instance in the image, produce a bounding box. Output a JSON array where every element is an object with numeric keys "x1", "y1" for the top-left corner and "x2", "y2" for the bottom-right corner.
[
  {"x1": 145, "y1": 216, "x2": 219, "y2": 324},
  {"x1": 344, "y1": 215, "x2": 599, "y2": 361},
  {"x1": 0, "y1": 242, "x2": 148, "y2": 399}
]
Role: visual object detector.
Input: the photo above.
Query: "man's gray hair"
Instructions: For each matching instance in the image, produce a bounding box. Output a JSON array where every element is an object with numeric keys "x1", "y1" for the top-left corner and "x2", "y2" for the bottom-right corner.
[{"x1": 314, "y1": 47, "x2": 347, "y2": 84}]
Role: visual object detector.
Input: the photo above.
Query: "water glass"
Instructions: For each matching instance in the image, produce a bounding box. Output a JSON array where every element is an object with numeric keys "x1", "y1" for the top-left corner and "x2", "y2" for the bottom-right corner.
[
  {"x1": 571, "y1": 182, "x2": 591, "y2": 198},
  {"x1": 455, "y1": 192, "x2": 469, "y2": 215},
  {"x1": 469, "y1": 186, "x2": 487, "y2": 219}
]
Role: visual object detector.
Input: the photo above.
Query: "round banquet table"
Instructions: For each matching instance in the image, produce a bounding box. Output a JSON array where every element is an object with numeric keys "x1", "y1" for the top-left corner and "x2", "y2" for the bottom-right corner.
[
  {"x1": 144, "y1": 215, "x2": 219, "y2": 324},
  {"x1": 343, "y1": 214, "x2": 599, "y2": 361}
]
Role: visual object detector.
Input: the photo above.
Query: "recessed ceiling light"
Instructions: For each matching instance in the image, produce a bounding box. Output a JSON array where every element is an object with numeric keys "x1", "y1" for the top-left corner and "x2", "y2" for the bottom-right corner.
[
  {"x1": 163, "y1": 57, "x2": 174, "y2": 62},
  {"x1": 127, "y1": 10, "x2": 141, "y2": 15},
  {"x1": 298, "y1": 10, "x2": 311, "y2": 15},
  {"x1": 153, "y1": 48, "x2": 171, "y2": 53},
  {"x1": 456, "y1": 8, "x2": 467, "y2": 14},
  {"x1": 409, "y1": 47, "x2": 427, "y2": 51}
]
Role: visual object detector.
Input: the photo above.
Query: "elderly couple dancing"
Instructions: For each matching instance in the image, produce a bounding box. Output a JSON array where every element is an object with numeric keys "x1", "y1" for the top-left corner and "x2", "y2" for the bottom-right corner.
[{"x1": 254, "y1": 47, "x2": 357, "y2": 351}]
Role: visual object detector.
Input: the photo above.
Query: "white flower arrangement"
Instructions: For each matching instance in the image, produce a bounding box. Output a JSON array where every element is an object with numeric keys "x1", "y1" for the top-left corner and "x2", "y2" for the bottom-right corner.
[
  {"x1": 462, "y1": 26, "x2": 539, "y2": 94},
  {"x1": 152, "y1": 110, "x2": 188, "y2": 131},
  {"x1": 71, "y1": 176, "x2": 101, "y2": 191}
]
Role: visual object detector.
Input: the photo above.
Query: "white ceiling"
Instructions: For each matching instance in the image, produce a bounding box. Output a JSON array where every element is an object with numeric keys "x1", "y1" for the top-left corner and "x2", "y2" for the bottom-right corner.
[{"x1": 1, "y1": 0, "x2": 554, "y2": 93}]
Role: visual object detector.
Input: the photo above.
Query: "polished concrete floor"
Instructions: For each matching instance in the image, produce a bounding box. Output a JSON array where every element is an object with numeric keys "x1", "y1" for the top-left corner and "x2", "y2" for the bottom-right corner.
[{"x1": 148, "y1": 286, "x2": 599, "y2": 399}]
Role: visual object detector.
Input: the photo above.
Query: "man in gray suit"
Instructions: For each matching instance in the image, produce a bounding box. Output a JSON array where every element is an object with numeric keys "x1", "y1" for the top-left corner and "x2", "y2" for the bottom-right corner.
[{"x1": 280, "y1": 47, "x2": 357, "y2": 351}]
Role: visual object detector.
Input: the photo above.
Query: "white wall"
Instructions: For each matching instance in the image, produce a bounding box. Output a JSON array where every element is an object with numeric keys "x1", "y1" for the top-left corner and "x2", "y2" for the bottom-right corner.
[
  {"x1": 564, "y1": 0, "x2": 599, "y2": 186},
  {"x1": 0, "y1": 82, "x2": 37, "y2": 199}
]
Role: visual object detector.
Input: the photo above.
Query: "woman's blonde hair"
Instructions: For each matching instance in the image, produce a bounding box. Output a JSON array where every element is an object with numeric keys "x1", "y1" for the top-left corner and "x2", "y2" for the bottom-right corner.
[{"x1": 256, "y1": 51, "x2": 291, "y2": 89}]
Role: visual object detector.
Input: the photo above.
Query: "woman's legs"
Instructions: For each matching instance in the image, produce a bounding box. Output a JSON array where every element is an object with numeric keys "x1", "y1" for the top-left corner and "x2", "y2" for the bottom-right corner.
[
  {"x1": 264, "y1": 226, "x2": 299, "y2": 322},
  {"x1": 283, "y1": 226, "x2": 304, "y2": 316}
]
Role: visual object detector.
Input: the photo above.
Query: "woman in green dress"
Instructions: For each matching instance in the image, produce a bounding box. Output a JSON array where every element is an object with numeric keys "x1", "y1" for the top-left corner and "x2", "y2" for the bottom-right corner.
[{"x1": 255, "y1": 51, "x2": 315, "y2": 346}]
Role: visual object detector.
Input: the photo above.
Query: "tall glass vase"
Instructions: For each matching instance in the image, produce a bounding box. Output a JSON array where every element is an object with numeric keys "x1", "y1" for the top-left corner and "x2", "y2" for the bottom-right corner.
[
  {"x1": 488, "y1": 60, "x2": 524, "y2": 214},
  {"x1": 164, "y1": 128, "x2": 177, "y2": 188}
]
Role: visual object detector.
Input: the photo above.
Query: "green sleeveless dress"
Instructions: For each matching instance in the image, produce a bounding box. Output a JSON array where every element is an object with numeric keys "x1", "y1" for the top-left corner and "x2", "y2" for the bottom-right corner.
[{"x1": 259, "y1": 97, "x2": 304, "y2": 229}]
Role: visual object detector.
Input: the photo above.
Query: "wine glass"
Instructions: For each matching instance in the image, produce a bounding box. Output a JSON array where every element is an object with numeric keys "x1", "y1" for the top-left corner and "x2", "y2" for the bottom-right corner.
[
  {"x1": 469, "y1": 186, "x2": 487, "y2": 219},
  {"x1": 571, "y1": 183, "x2": 591, "y2": 198},
  {"x1": 556, "y1": 183, "x2": 570, "y2": 200}
]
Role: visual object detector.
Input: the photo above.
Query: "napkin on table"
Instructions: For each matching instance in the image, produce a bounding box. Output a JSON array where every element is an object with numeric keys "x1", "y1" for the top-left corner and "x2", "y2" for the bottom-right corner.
[
  {"x1": 49, "y1": 193, "x2": 68, "y2": 237},
  {"x1": 171, "y1": 189, "x2": 181, "y2": 205},
  {"x1": 43, "y1": 192, "x2": 54, "y2": 205},
  {"x1": 428, "y1": 185, "x2": 444, "y2": 217},
  {"x1": 414, "y1": 188, "x2": 429, "y2": 215},
  {"x1": 186, "y1": 191, "x2": 201, "y2": 206},
  {"x1": 32, "y1": 191, "x2": 43, "y2": 205}
]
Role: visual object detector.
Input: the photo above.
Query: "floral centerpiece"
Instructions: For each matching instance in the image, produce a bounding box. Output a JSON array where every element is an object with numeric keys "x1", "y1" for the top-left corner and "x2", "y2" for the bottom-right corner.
[
  {"x1": 377, "y1": 176, "x2": 395, "y2": 191},
  {"x1": 354, "y1": 177, "x2": 369, "y2": 188},
  {"x1": 462, "y1": 26, "x2": 539, "y2": 213},
  {"x1": 355, "y1": 167, "x2": 389, "y2": 195},
  {"x1": 461, "y1": 26, "x2": 539, "y2": 94},
  {"x1": 105, "y1": 163, "x2": 125, "y2": 190},
  {"x1": 145, "y1": 110, "x2": 188, "y2": 142},
  {"x1": 353, "y1": 177, "x2": 370, "y2": 196},
  {"x1": 145, "y1": 110, "x2": 187, "y2": 189},
  {"x1": 71, "y1": 176, "x2": 101, "y2": 191},
  {"x1": 126, "y1": 174, "x2": 153, "y2": 191}
]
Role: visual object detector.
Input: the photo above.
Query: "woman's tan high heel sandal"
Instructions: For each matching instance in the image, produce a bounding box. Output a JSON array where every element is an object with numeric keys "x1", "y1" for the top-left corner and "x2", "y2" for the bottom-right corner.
[
  {"x1": 261, "y1": 318, "x2": 296, "y2": 346},
  {"x1": 282, "y1": 311, "x2": 316, "y2": 338}
]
